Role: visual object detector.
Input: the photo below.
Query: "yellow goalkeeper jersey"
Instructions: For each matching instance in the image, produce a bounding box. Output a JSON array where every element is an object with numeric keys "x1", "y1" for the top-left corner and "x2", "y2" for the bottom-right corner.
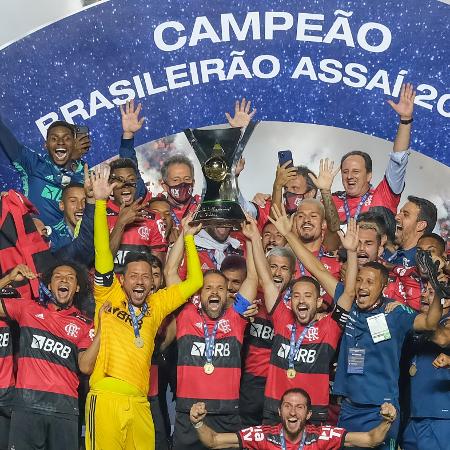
[{"x1": 91, "y1": 275, "x2": 184, "y2": 396}]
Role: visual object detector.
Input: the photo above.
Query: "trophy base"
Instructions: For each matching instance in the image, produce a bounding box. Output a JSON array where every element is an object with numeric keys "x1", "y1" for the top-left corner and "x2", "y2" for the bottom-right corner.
[{"x1": 191, "y1": 200, "x2": 246, "y2": 230}]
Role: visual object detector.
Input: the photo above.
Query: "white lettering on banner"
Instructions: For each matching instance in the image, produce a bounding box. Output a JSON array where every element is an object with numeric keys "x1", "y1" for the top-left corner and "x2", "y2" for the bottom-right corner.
[
  {"x1": 34, "y1": 10, "x2": 448, "y2": 135},
  {"x1": 277, "y1": 343, "x2": 317, "y2": 363},
  {"x1": 153, "y1": 11, "x2": 391, "y2": 52},
  {"x1": 31, "y1": 335, "x2": 71, "y2": 359},
  {"x1": 0, "y1": 332, "x2": 9, "y2": 348},
  {"x1": 191, "y1": 342, "x2": 231, "y2": 357}
]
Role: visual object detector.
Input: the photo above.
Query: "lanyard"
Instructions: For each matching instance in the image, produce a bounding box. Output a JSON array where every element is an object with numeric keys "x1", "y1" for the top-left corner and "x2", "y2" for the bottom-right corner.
[
  {"x1": 201, "y1": 313, "x2": 220, "y2": 364},
  {"x1": 288, "y1": 321, "x2": 315, "y2": 369},
  {"x1": 343, "y1": 186, "x2": 372, "y2": 222},
  {"x1": 280, "y1": 429, "x2": 306, "y2": 450},
  {"x1": 298, "y1": 247, "x2": 324, "y2": 276},
  {"x1": 283, "y1": 287, "x2": 292, "y2": 305},
  {"x1": 127, "y1": 302, "x2": 148, "y2": 338}
]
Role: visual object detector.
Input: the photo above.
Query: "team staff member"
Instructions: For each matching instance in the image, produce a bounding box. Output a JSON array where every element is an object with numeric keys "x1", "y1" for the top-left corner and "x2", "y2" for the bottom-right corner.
[
  {"x1": 0, "y1": 262, "x2": 98, "y2": 450},
  {"x1": 332, "y1": 257, "x2": 443, "y2": 450},
  {"x1": 401, "y1": 280, "x2": 450, "y2": 450},
  {"x1": 249, "y1": 209, "x2": 357, "y2": 423},
  {"x1": 107, "y1": 158, "x2": 167, "y2": 271},
  {"x1": 332, "y1": 83, "x2": 415, "y2": 223},
  {"x1": 189, "y1": 388, "x2": 398, "y2": 449},
  {"x1": 85, "y1": 164, "x2": 203, "y2": 450}
]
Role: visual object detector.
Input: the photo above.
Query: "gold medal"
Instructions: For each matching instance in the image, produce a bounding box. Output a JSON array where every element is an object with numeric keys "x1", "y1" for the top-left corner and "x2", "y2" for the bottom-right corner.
[
  {"x1": 135, "y1": 336, "x2": 144, "y2": 348},
  {"x1": 204, "y1": 363, "x2": 215, "y2": 375},
  {"x1": 409, "y1": 364, "x2": 417, "y2": 377},
  {"x1": 287, "y1": 368, "x2": 296, "y2": 379}
]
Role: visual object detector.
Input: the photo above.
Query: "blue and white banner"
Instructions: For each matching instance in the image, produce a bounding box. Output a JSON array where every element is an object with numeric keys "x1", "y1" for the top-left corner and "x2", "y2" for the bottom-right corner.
[{"x1": 0, "y1": 0, "x2": 449, "y2": 188}]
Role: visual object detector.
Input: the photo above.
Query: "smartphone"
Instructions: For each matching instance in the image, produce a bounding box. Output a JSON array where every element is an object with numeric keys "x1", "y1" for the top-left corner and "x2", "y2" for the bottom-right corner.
[
  {"x1": 75, "y1": 125, "x2": 90, "y2": 136},
  {"x1": 278, "y1": 150, "x2": 294, "y2": 168}
]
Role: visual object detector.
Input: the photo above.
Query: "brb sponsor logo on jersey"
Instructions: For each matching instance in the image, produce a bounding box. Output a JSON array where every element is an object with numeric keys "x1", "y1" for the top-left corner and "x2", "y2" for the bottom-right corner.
[
  {"x1": 0, "y1": 332, "x2": 9, "y2": 348},
  {"x1": 31, "y1": 334, "x2": 71, "y2": 359},
  {"x1": 249, "y1": 322, "x2": 274, "y2": 341},
  {"x1": 277, "y1": 325, "x2": 320, "y2": 364}
]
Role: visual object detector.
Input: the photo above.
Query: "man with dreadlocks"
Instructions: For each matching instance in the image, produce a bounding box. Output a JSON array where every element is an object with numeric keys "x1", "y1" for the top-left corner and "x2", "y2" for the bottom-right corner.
[{"x1": 0, "y1": 261, "x2": 106, "y2": 450}]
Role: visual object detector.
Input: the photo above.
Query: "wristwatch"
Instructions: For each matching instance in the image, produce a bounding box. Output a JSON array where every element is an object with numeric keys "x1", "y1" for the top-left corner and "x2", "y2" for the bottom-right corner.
[
  {"x1": 193, "y1": 421, "x2": 204, "y2": 429},
  {"x1": 400, "y1": 117, "x2": 413, "y2": 125}
]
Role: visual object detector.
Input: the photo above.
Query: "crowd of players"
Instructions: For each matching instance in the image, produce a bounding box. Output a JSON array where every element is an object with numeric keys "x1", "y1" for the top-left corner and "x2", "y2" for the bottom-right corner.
[{"x1": 0, "y1": 85, "x2": 449, "y2": 450}]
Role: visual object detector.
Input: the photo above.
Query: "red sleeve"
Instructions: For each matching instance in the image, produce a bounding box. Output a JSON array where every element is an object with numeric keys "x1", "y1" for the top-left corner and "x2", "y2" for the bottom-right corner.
[
  {"x1": 372, "y1": 177, "x2": 401, "y2": 214},
  {"x1": 255, "y1": 201, "x2": 272, "y2": 231},
  {"x1": 77, "y1": 323, "x2": 94, "y2": 351},
  {"x1": 237, "y1": 426, "x2": 267, "y2": 449},
  {"x1": 1, "y1": 298, "x2": 26, "y2": 323},
  {"x1": 316, "y1": 425, "x2": 347, "y2": 449}
]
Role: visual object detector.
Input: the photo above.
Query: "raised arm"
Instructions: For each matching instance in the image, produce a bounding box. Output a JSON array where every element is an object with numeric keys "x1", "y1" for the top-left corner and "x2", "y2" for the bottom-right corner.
[
  {"x1": 190, "y1": 403, "x2": 239, "y2": 449},
  {"x1": 238, "y1": 239, "x2": 258, "y2": 302},
  {"x1": 270, "y1": 162, "x2": 298, "y2": 219},
  {"x1": 92, "y1": 165, "x2": 118, "y2": 274},
  {"x1": 269, "y1": 204, "x2": 339, "y2": 297},
  {"x1": 308, "y1": 158, "x2": 341, "y2": 239},
  {"x1": 164, "y1": 213, "x2": 201, "y2": 286},
  {"x1": 344, "y1": 403, "x2": 396, "y2": 447},
  {"x1": 0, "y1": 265, "x2": 37, "y2": 317},
  {"x1": 242, "y1": 215, "x2": 279, "y2": 312},
  {"x1": 413, "y1": 289, "x2": 443, "y2": 332},
  {"x1": 335, "y1": 219, "x2": 359, "y2": 311},
  {"x1": 387, "y1": 83, "x2": 415, "y2": 153},
  {"x1": 119, "y1": 99, "x2": 147, "y2": 198}
]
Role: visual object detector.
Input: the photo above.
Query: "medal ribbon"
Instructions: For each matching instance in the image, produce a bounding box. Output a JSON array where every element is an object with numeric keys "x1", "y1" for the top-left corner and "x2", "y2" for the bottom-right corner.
[
  {"x1": 280, "y1": 429, "x2": 306, "y2": 450},
  {"x1": 298, "y1": 247, "x2": 324, "y2": 276},
  {"x1": 288, "y1": 321, "x2": 315, "y2": 370},
  {"x1": 343, "y1": 186, "x2": 372, "y2": 222},
  {"x1": 127, "y1": 302, "x2": 148, "y2": 339},
  {"x1": 201, "y1": 315, "x2": 220, "y2": 364}
]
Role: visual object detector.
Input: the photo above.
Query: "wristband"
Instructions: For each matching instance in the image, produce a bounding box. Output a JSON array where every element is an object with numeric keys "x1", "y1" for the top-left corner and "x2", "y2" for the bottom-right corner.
[
  {"x1": 400, "y1": 117, "x2": 413, "y2": 125},
  {"x1": 193, "y1": 421, "x2": 204, "y2": 429}
]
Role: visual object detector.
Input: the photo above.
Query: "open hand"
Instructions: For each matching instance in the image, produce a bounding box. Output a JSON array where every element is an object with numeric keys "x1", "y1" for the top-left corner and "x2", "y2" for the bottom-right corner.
[
  {"x1": 225, "y1": 98, "x2": 256, "y2": 128},
  {"x1": 337, "y1": 218, "x2": 359, "y2": 252},
  {"x1": 121, "y1": 99, "x2": 145, "y2": 138},
  {"x1": 90, "y1": 164, "x2": 118, "y2": 200},
  {"x1": 309, "y1": 158, "x2": 340, "y2": 191},
  {"x1": 387, "y1": 83, "x2": 416, "y2": 119},
  {"x1": 182, "y1": 212, "x2": 202, "y2": 236},
  {"x1": 268, "y1": 204, "x2": 293, "y2": 237}
]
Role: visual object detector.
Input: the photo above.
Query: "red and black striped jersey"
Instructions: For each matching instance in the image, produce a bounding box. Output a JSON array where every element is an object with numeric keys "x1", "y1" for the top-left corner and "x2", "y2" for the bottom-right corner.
[
  {"x1": 106, "y1": 200, "x2": 167, "y2": 271},
  {"x1": 264, "y1": 301, "x2": 345, "y2": 422},
  {"x1": 237, "y1": 423, "x2": 346, "y2": 449},
  {"x1": 1, "y1": 298, "x2": 93, "y2": 416},
  {"x1": 243, "y1": 294, "x2": 273, "y2": 379},
  {"x1": 176, "y1": 303, "x2": 247, "y2": 414},
  {"x1": 0, "y1": 319, "x2": 14, "y2": 406}
]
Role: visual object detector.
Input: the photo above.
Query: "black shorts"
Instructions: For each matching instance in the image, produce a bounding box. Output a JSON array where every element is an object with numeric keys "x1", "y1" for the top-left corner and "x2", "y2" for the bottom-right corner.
[
  {"x1": 149, "y1": 395, "x2": 168, "y2": 450},
  {"x1": 173, "y1": 411, "x2": 241, "y2": 450},
  {"x1": 8, "y1": 409, "x2": 78, "y2": 450},
  {"x1": 239, "y1": 372, "x2": 266, "y2": 427},
  {"x1": 0, "y1": 405, "x2": 11, "y2": 450}
]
